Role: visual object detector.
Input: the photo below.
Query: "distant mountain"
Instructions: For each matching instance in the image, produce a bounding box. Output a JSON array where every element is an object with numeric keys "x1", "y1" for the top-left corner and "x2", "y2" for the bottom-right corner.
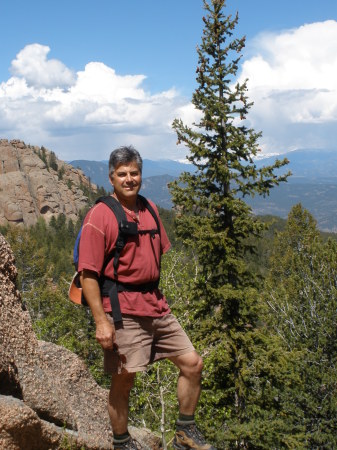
[
  {"x1": 255, "y1": 148, "x2": 337, "y2": 182},
  {"x1": 69, "y1": 159, "x2": 194, "y2": 192},
  {"x1": 70, "y1": 160, "x2": 111, "y2": 191},
  {"x1": 141, "y1": 159, "x2": 193, "y2": 179},
  {"x1": 247, "y1": 182, "x2": 337, "y2": 232},
  {"x1": 249, "y1": 148, "x2": 337, "y2": 231},
  {"x1": 141, "y1": 175, "x2": 175, "y2": 209},
  {"x1": 71, "y1": 149, "x2": 337, "y2": 232}
]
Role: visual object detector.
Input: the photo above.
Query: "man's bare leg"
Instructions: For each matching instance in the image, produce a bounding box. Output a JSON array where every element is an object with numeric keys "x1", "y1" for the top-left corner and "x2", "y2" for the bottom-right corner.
[
  {"x1": 169, "y1": 351, "x2": 216, "y2": 449},
  {"x1": 169, "y1": 350, "x2": 203, "y2": 415},
  {"x1": 108, "y1": 372, "x2": 136, "y2": 434}
]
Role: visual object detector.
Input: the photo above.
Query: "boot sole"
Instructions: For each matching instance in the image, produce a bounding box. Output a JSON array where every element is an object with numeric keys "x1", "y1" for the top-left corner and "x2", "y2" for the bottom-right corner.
[{"x1": 172, "y1": 442, "x2": 186, "y2": 449}]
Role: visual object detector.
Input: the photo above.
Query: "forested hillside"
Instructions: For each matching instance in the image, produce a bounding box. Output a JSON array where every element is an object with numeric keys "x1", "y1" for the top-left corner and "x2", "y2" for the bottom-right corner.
[{"x1": 1, "y1": 202, "x2": 336, "y2": 448}]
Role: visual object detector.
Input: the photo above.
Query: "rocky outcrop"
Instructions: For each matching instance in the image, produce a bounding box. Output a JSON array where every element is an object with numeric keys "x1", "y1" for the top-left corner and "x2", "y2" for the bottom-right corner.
[
  {"x1": 0, "y1": 232, "x2": 161, "y2": 449},
  {"x1": 0, "y1": 139, "x2": 94, "y2": 227}
]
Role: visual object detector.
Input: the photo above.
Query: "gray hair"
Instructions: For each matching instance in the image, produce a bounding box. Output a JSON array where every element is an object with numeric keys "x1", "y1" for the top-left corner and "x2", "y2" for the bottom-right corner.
[{"x1": 108, "y1": 145, "x2": 143, "y2": 178}]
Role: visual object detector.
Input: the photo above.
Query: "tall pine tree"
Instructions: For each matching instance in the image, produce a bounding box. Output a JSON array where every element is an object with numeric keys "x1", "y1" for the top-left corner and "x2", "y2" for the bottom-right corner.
[{"x1": 170, "y1": 1, "x2": 293, "y2": 447}]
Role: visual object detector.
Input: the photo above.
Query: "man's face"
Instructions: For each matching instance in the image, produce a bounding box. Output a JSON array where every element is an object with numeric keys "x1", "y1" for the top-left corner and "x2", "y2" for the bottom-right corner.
[{"x1": 109, "y1": 161, "x2": 142, "y2": 205}]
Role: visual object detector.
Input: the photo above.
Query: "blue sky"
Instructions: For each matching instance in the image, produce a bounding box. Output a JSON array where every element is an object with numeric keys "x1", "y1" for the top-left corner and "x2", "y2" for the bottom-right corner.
[{"x1": 1, "y1": 0, "x2": 337, "y2": 161}]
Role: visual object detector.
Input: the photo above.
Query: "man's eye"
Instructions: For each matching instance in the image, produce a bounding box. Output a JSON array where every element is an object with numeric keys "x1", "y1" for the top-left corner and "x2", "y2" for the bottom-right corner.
[{"x1": 116, "y1": 171, "x2": 139, "y2": 177}]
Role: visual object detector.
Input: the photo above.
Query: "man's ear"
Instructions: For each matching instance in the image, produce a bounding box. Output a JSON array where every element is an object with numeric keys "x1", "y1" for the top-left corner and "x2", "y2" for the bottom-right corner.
[{"x1": 109, "y1": 175, "x2": 114, "y2": 187}]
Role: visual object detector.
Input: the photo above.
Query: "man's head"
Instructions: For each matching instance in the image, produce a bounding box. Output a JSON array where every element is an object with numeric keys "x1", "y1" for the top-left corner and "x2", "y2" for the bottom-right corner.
[
  {"x1": 108, "y1": 146, "x2": 142, "y2": 207},
  {"x1": 109, "y1": 146, "x2": 143, "y2": 180}
]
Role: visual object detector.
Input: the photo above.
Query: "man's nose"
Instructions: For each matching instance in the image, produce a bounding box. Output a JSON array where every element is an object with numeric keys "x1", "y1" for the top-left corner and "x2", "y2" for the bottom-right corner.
[{"x1": 125, "y1": 173, "x2": 132, "y2": 182}]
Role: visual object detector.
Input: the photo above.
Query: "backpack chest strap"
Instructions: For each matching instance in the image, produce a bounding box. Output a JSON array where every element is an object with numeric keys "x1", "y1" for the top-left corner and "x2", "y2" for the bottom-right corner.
[{"x1": 100, "y1": 278, "x2": 160, "y2": 322}]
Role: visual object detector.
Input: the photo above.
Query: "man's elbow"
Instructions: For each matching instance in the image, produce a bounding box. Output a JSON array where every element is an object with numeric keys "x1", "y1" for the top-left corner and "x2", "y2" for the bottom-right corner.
[{"x1": 81, "y1": 269, "x2": 99, "y2": 286}]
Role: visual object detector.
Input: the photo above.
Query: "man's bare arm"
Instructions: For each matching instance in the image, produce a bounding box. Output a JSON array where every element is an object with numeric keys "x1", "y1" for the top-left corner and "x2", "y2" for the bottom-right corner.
[{"x1": 81, "y1": 269, "x2": 115, "y2": 350}]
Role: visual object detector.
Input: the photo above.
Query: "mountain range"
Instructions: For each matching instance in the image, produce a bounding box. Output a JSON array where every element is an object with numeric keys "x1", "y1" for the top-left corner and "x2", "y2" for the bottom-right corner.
[
  {"x1": 71, "y1": 148, "x2": 337, "y2": 232},
  {"x1": 0, "y1": 139, "x2": 335, "y2": 231}
]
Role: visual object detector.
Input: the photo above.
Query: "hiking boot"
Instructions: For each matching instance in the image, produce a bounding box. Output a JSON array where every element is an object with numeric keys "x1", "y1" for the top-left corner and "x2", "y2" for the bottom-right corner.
[
  {"x1": 172, "y1": 421, "x2": 217, "y2": 449},
  {"x1": 113, "y1": 436, "x2": 141, "y2": 449}
]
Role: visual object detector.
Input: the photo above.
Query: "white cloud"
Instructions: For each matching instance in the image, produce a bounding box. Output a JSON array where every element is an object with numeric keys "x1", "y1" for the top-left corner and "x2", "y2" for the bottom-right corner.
[
  {"x1": 71, "y1": 62, "x2": 147, "y2": 102},
  {"x1": 0, "y1": 44, "x2": 188, "y2": 160},
  {"x1": 10, "y1": 44, "x2": 76, "y2": 88},
  {"x1": 1, "y1": 23, "x2": 337, "y2": 162},
  {"x1": 239, "y1": 20, "x2": 337, "y2": 154},
  {"x1": 176, "y1": 103, "x2": 202, "y2": 127}
]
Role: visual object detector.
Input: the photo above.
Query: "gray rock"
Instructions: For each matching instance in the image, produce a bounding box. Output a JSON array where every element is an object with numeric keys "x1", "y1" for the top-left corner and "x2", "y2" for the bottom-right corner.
[
  {"x1": 0, "y1": 139, "x2": 94, "y2": 227},
  {"x1": 0, "y1": 233, "x2": 161, "y2": 449}
]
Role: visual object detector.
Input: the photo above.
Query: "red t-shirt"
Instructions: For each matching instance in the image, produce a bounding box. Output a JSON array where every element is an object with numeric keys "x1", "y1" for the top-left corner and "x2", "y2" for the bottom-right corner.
[{"x1": 78, "y1": 197, "x2": 171, "y2": 317}]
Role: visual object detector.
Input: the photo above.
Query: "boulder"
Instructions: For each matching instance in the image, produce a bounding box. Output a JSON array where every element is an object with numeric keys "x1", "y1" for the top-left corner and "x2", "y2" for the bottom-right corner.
[{"x1": 0, "y1": 233, "x2": 161, "y2": 449}]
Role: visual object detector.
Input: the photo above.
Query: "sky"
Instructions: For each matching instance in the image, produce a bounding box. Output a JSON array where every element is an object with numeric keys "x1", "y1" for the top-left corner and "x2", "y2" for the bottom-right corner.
[{"x1": 1, "y1": 0, "x2": 337, "y2": 162}]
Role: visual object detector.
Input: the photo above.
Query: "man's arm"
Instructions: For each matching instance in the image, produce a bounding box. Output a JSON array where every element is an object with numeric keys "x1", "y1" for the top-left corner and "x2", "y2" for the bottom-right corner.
[{"x1": 81, "y1": 269, "x2": 116, "y2": 350}]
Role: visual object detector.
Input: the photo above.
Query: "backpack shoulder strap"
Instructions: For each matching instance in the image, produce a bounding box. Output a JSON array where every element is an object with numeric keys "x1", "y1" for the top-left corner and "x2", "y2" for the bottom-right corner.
[
  {"x1": 95, "y1": 195, "x2": 127, "y2": 223},
  {"x1": 138, "y1": 194, "x2": 161, "y2": 235},
  {"x1": 137, "y1": 195, "x2": 162, "y2": 285},
  {"x1": 95, "y1": 196, "x2": 129, "y2": 278}
]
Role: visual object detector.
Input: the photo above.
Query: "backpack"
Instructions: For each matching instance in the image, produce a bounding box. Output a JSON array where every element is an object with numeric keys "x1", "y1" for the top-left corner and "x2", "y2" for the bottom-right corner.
[{"x1": 68, "y1": 194, "x2": 161, "y2": 322}]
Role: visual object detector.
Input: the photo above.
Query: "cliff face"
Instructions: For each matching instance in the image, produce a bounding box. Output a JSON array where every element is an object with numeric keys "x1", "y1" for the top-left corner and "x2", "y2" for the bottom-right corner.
[
  {"x1": 0, "y1": 139, "x2": 94, "y2": 227},
  {"x1": 0, "y1": 233, "x2": 161, "y2": 449}
]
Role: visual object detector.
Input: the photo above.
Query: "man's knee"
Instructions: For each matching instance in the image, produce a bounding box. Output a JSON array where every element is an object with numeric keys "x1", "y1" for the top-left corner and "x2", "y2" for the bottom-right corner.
[
  {"x1": 173, "y1": 351, "x2": 203, "y2": 378},
  {"x1": 183, "y1": 353, "x2": 203, "y2": 381},
  {"x1": 110, "y1": 372, "x2": 136, "y2": 395},
  {"x1": 190, "y1": 353, "x2": 203, "y2": 377}
]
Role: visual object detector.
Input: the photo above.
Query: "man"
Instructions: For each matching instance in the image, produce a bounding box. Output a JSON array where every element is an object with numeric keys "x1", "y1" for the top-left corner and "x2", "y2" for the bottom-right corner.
[{"x1": 78, "y1": 146, "x2": 216, "y2": 450}]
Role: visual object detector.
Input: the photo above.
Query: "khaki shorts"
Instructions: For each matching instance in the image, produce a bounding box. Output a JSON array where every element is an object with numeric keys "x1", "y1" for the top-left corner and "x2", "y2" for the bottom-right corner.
[{"x1": 104, "y1": 313, "x2": 195, "y2": 374}]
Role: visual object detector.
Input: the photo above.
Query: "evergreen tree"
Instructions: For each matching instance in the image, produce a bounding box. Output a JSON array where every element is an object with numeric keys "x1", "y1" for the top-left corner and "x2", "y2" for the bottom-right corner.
[
  {"x1": 170, "y1": 1, "x2": 292, "y2": 447},
  {"x1": 3, "y1": 226, "x2": 46, "y2": 294},
  {"x1": 57, "y1": 165, "x2": 66, "y2": 180},
  {"x1": 264, "y1": 204, "x2": 337, "y2": 448},
  {"x1": 48, "y1": 151, "x2": 58, "y2": 171},
  {"x1": 67, "y1": 219, "x2": 75, "y2": 239},
  {"x1": 40, "y1": 146, "x2": 48, "y2": 166}
]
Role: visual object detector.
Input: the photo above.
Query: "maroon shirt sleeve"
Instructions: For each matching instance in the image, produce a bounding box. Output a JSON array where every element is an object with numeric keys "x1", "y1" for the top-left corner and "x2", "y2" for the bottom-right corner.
[{"x1": 77, "y1": 203, "x2": 119, "y2": 277}]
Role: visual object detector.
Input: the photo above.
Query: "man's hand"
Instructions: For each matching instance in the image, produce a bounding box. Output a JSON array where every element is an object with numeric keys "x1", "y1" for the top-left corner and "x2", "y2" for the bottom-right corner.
[
  {"x1": 81, "y1": 269, "x2": 118, "y2": 351},
  {"x1": 96, "y1": 319, "x2": 116, "y2": 350}
]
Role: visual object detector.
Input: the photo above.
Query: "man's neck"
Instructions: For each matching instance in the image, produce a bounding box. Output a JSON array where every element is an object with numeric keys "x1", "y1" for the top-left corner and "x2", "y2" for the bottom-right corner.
[{"x1": 112, "y1": 193, "x2": 138, "y2": 211}]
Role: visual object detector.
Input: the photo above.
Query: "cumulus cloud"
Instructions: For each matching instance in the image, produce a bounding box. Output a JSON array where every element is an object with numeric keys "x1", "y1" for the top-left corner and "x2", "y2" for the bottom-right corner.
[
  {"x1": 239, "y1": 20, "x2": 337, "y2": 154},
  {"x1": 0, "y1": 44, "x2": 187, "y2": 160},
  {"x1": 1, "y1": 23, "x2": 336, "y2": 161},
  {"x1": 45, "y1": 62, "x2": 181, "y2": 132},
  {"x1": 10, "y1": 44, "x2": 76, "y2": 88}
]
